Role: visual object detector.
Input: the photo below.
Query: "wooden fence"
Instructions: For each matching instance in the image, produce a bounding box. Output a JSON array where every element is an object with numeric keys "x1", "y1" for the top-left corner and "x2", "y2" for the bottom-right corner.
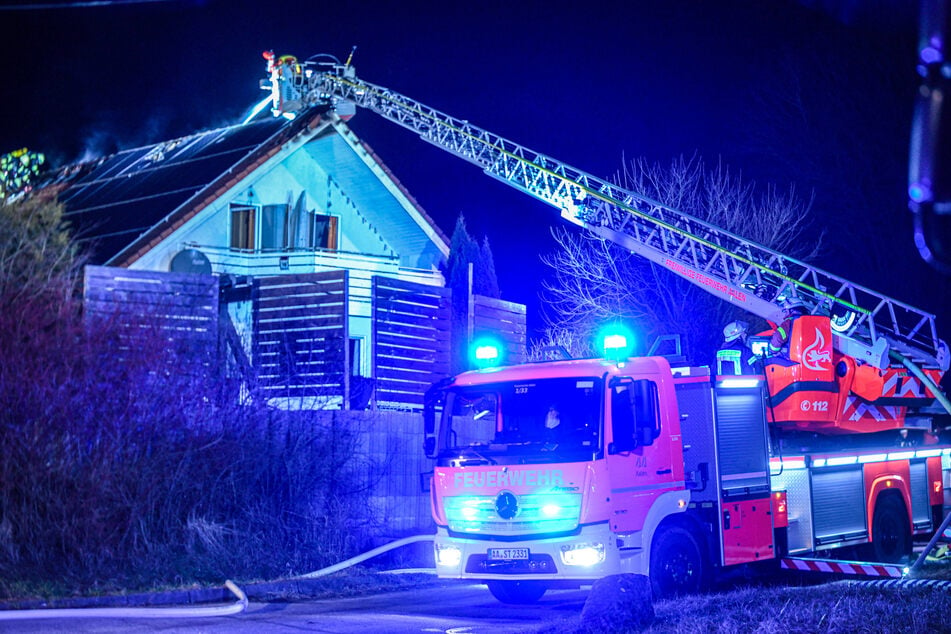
[
  {"x1": 372, "y1": 277, "x2": 451, "y2": 410},
  {"x1": 252, "y1": 270, "x2": 349, "y2": 402},
  {"x1": 83, "y1": 265, "x2": 219, "y2": 368},
  {"x1": 470, "y1": 294, "x2": 527, "y2": 366},
  {"x1": 84, "y1": 267, "x2": 527, "y2": 409}
]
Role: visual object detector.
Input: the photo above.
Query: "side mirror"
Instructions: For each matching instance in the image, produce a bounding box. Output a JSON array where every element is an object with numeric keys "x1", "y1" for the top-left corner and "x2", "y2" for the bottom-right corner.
[
  {"x1": 423, "y1": 402, "x2": 436, "y2": 436},
  {"x1": 423, "y1": 379, "x2": 450, "y2": 459},
  {"x1": 419, "y1": 470, "x2": 433, "y2": 493}
]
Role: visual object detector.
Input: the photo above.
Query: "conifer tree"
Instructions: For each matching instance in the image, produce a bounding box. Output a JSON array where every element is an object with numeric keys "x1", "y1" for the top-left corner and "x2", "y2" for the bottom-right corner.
[{"x1": 446, "y1": 214, "x2": 502, "y2": 372}]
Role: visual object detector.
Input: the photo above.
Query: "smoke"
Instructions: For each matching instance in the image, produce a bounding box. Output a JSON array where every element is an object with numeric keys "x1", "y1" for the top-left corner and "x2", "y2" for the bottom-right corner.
[
  {"x1": 76, "y1": 126, "x2": 120, "y2": 164},
  {"x1": 72, "y1": 99, "x2": 261, "y2": 165}
]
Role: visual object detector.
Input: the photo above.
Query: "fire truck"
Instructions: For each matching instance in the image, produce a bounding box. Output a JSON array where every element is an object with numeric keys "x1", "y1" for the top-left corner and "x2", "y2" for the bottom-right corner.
[{"x1": 262, "y1": 52, "x2": 951, "y2": 603}]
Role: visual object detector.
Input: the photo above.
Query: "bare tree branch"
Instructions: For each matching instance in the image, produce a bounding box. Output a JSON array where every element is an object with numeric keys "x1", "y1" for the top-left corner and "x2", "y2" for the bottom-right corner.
[{"x1": 541, "y1": 155, "x2": 818, "y2": 361}]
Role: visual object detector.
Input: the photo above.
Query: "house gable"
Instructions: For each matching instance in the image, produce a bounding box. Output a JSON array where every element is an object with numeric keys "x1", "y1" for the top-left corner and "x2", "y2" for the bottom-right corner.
[{"x1": 47, "y1": 109, "x2": 448, "y2": 278}]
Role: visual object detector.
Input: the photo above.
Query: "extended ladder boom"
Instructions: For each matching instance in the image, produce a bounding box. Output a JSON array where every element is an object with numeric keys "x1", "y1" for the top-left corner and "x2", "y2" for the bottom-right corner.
[{"x1": 263, "y1": 53, "x2": 948, "y2": 372}]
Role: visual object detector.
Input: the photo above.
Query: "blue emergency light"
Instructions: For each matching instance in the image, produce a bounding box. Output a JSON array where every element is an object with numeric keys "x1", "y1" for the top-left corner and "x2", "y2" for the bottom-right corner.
[
  {"x1": 598, "y1": 324, "x2": 635, "y2": 361},
  {"x1": 471, "y1": 338, "x2": 502, "y2": 368}
]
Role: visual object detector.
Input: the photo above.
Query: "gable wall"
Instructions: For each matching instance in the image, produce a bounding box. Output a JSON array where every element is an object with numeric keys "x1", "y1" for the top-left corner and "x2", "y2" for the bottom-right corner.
[{"x1": 128, "y1": 128, "x2": 447, "y2": 383}]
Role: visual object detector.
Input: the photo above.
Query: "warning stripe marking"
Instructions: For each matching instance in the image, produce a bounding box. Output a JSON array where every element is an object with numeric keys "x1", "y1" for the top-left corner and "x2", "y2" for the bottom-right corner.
[{"x1": 781, "y1": 558, "x2": 902, "y2": 578}]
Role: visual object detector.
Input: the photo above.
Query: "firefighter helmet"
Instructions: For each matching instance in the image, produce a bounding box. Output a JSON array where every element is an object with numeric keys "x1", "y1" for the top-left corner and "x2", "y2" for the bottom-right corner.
[
  {"x1": 723, "y1": 320, "x2": 749, "y2": 343},
  {"x1": 782, "y1": 296, "x2": 807, "y2": 313}
]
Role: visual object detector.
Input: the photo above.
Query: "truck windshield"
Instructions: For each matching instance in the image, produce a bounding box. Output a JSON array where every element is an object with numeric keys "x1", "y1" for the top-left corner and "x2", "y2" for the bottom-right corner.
[{"x1": 440, "y1": 377, "x2": 602, "y2": 463}]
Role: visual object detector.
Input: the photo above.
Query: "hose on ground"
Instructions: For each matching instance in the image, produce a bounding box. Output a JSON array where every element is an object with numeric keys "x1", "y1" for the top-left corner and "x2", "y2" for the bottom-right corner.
[
  {"x1": 298, "y1": 534, "x2": 435, "y2": 578},
  {"x1": 0, "y1": 533, "x2": 436, "y2": 621},
  {"x1": 0, "y1": 579, "x2": 247, "y2": 621},
  {"x1": 836, "y1": 577, "x2": 951, "y2": 591}
]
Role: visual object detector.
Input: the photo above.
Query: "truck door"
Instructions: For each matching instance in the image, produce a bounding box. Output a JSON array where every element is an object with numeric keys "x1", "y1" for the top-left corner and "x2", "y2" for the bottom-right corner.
[
  {"x1": 713, "y1": 380, "x2": 775, "y2": 565},
  {"x1": 605, "y1": 377, "x2": 679, "y2": 533}
]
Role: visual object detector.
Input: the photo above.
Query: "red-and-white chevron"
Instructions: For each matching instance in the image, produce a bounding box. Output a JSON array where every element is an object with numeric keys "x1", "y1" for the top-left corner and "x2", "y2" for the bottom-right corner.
[
  {"x1": 883, "y1": 373, "x2": 926, "y2": 398},
  {"x1": 781, "y1": 557, "x2": 902, "y2": 578},
  {"x1": 842, "y1": 396, "x2": 901, "y2": 422}
]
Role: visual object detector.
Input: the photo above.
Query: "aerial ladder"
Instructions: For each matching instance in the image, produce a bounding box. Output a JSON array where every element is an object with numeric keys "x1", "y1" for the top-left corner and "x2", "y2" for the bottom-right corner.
[{"x1": 262, "y1": 51, "x2": 951, "y2": 435}]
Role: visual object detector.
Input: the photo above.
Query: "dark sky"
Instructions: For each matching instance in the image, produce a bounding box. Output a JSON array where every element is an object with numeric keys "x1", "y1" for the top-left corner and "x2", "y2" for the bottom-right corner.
[{"x1": 0, "y1": 0, "x2": 942, "y2": 339}]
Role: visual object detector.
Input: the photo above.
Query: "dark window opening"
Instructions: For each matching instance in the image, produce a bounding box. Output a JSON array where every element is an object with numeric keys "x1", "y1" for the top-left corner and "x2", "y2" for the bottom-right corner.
[
  {"x1": 260, "y1": 201, "x2": 338, "y2": 251},
  {"x1": 230, "y1": 204, "x2": 255, "y2": 250},
  {"x1": 349, "y1": 338, "x2": 362, "y2": 376}
]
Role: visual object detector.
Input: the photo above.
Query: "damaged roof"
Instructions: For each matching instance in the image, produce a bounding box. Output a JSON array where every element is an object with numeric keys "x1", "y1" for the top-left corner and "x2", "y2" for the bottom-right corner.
[{"x1": 39, "y1": 107, "x2": 449, "y2": 267}]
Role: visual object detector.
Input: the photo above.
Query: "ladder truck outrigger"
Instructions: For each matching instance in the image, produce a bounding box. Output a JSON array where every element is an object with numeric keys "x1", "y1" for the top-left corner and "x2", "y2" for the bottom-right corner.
[{"x1": 263, "y1": 52, "x2": 951, "y2": 603}]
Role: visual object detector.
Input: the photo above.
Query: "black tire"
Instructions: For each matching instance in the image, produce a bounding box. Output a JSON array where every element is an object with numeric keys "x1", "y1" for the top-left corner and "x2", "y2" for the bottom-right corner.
[
  {"x1": 650, "y1": 526, "x2": 705, "y2": 599},
  {"x1": 868, "y1": 494, "x2": 911, "y2": 563},
  {"x1": 486, "y1": 580, "x2": 547, "y2": 604}
]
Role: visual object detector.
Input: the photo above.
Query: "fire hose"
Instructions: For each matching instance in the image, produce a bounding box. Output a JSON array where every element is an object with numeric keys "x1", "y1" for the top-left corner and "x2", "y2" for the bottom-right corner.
[
  {"x1": 0, "y1": 580, "x2": 247, "y2": 621},
  {"x1": 0, "y1": 534, "x2": 436, "y2": 621},
  {"x1": 298, "y1": 534, "x2": 435, "y2": 578}
]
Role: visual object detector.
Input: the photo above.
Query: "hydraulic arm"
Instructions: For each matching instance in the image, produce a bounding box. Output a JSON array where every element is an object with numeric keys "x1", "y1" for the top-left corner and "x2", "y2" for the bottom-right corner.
[{"x1": 262, "y1": 52, "x2": 949, "y2": 386}]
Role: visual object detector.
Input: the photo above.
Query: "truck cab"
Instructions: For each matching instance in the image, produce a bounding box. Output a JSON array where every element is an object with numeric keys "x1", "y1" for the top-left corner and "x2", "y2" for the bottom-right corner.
[{"x1": 424, "y1": 356, "x2": 721, "y2": 602}]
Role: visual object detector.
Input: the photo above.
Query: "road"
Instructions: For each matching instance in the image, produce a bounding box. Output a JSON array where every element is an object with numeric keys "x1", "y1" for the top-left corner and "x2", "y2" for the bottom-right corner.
[{"x1": 0, "y1": 583, "x2": 589, "y2": 633}]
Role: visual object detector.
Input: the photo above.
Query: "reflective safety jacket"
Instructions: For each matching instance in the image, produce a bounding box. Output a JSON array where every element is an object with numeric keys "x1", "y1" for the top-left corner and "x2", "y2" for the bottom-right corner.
[
  {"x1": 716, "y1": 340, "x2": 758, "y2": 375},
  {"x1": 769, "y1": 312, "x2": 804, "y2": 356}
]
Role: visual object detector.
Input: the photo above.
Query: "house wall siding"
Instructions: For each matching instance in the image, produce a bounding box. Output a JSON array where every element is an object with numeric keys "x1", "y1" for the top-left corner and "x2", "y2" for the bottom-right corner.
[{"x1": 129, "y1": 131, "x2": 443, "y2": 279}]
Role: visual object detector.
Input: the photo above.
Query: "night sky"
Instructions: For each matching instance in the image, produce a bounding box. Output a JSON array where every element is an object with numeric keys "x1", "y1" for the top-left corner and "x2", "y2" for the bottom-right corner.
[{"x1": 0, "y1": 0, "x2": 943, "y2": 339}]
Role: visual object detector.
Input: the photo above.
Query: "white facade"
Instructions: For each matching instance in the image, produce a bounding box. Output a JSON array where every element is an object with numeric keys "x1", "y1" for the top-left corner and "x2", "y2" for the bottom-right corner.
[{"x1": 125, "y1": 115, "x2": 448, "y2": 381}]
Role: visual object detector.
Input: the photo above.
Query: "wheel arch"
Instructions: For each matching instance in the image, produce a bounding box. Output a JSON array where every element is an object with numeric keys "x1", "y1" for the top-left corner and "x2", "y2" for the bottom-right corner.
[
  {"x1": 637, "y1": 490, "x2": 696, "y2": 578},
  {"x1": 865, "y1": 487, "x2": 913, "y2": 563},
  {"x1": 867, "y1": 478, "x2": 912, "y2": 542},
  {"x1": 648, "y1": 509, "x2": 711, "y2": 578}
]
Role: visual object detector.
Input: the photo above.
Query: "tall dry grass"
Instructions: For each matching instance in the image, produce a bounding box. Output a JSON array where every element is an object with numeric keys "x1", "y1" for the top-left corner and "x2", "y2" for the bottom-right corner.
[
  {"x1": 0, "y1": 199, "x2": 377, "y2": 598},
  {"x1": 1, "y1": 306, "x2": 377, "y2": 597}
]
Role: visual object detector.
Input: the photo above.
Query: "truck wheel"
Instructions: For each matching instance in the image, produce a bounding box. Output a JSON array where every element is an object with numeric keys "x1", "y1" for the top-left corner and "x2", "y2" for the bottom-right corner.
[
  {"x1": 650, "y1": 526, "x2": 704, "y2": 599},
  {"x1": 869, "y1": 494, "x2": 911, "y2": 563},
  {"x1": 486, "y1": 580, "x2": 547, "y2": 604}
]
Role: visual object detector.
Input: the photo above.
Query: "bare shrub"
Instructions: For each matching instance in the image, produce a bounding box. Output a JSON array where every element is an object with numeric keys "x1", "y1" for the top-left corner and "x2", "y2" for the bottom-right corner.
[{"x1": 0, "y1": 198, "x2": 377, "y2": 597}]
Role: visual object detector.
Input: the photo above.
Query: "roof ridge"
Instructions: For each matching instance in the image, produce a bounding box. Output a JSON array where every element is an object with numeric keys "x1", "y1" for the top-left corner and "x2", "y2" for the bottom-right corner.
[{"x1": 54, "y1": 116, "x2": 275, "y2": 176}]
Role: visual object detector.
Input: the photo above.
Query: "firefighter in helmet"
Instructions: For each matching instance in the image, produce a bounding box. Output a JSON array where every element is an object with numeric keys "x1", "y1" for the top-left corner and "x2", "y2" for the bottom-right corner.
[
  {"x1": 717, "y1": 320, "x2": 758, "y2": 375},
  {"x1": 768, "y1": 297, "x2": 808, "y2": 357}
]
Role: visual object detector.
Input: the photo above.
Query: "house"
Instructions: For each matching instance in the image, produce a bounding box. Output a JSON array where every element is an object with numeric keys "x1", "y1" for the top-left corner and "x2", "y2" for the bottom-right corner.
[{"x1": 40, "y1": 107, "x2": 514, "y2": 410}]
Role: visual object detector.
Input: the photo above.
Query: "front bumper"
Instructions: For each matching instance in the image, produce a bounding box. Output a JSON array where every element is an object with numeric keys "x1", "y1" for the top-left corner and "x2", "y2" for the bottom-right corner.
[{"x1": 433, "y1": 523, "x2": 621, "y2": 581}]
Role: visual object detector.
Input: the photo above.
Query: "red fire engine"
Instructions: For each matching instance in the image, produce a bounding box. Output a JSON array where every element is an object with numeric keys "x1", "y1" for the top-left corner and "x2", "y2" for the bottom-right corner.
[{"x1": 263, "y1": 53, "x2": 951, "y2": 603}]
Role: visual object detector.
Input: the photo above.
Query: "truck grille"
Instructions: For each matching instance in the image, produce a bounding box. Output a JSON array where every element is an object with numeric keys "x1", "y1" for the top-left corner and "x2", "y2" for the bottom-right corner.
[{"x1": 443, "y1": 492, "x2": 582, "y2": 534}]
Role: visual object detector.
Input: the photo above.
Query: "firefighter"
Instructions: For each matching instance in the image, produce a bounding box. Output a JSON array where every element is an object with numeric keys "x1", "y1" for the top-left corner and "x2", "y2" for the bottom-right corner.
[
  {"x1": 542, "y1": 404, "x2": 563, "y2": 450},
  {"x1": 544, "y1": 404, "x2": 561, "y2": 431},
  {"x1": 717, "y1": 320, "x2": 757, "y2": 375},
  {"x1": 768, "y1": 297, "x2": 808, "y2": 357}
]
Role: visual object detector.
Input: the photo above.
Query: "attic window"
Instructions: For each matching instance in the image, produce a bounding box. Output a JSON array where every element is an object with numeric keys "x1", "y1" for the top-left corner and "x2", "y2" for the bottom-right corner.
[
  {"x1": 313, "y1": 213, "x2": 338, "y2": 250},
  {"x1": 260, "y1": 196, "x2": 338, "y2": 251},
  {"x1": 230, "y1": 203, "x2": 255, "y2": 250}
]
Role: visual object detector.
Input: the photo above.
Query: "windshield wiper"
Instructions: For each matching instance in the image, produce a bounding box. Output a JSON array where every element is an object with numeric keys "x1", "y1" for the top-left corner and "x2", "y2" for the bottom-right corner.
[{"x1": 458, "y1": 445, "x2": 497, "y2": 466}]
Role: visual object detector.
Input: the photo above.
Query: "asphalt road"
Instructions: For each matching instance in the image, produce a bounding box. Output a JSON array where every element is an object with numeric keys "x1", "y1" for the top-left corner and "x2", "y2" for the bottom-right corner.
[{"x1": 0, "y1": 583, "x2": 589, "y2": 633}]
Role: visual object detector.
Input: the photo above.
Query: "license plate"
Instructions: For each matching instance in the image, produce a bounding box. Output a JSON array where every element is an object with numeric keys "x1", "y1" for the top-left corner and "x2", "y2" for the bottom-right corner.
[{"x1": 487, "y1": 548, "x2": 529, "y2": 560}]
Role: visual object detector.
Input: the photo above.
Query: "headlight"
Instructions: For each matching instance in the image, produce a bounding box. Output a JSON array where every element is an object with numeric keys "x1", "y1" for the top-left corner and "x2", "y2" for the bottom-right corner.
[
  {"x1": 435, "y1": 543, "x2": 462, "y2": 567},
  {"x1": 560, "y1": 542, "x2": 605, "y2": 566}
]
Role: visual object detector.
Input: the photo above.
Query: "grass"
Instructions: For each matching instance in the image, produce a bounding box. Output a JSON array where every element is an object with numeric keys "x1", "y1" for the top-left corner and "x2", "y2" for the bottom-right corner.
[
  {"x1": 239, "y1": 568, "x2": 443, "y2": 602},
  {"x1": 535, "y1": 581, "x2": 951, "y2": 634},
  {"x1": 643, "y1": 581, "x2": 951, "y2": 634},
  {"x1": 538, "y1": 557, "x2": 951, "y2": 634}
]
